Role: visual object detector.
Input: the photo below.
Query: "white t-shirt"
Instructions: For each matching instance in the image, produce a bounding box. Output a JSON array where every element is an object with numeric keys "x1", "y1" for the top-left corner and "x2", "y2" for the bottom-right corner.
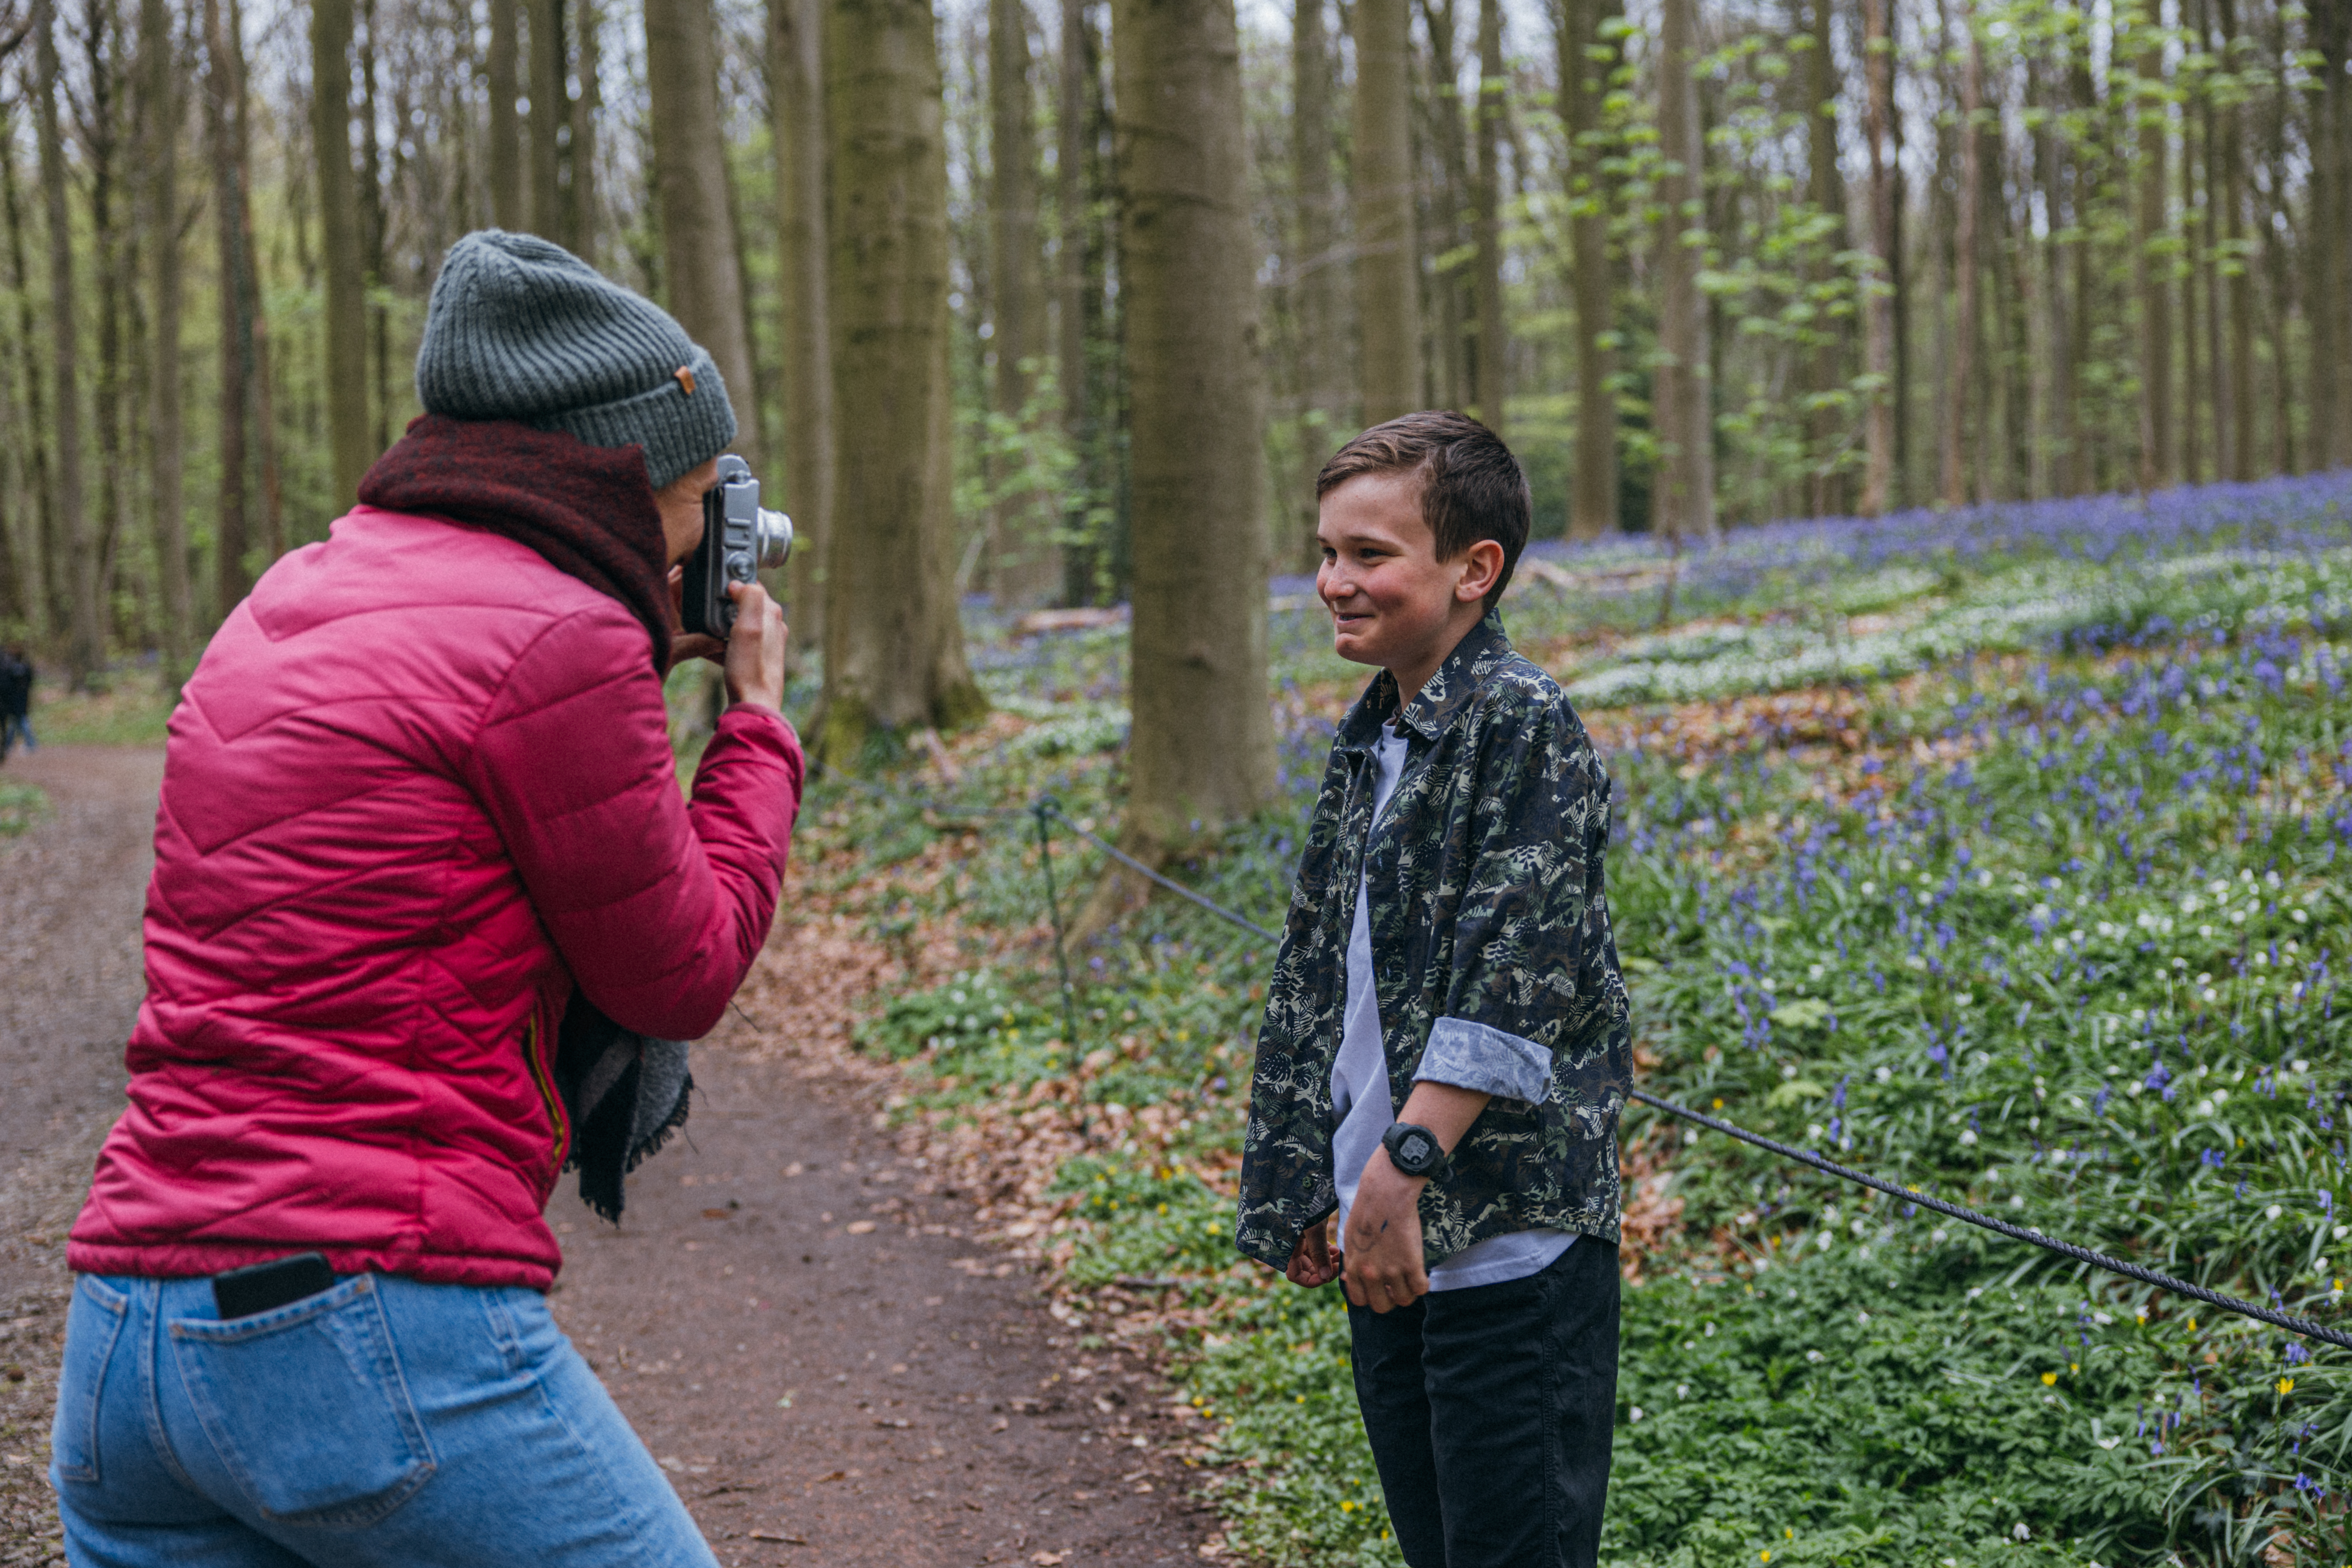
[{"x1": 1329, "y1": 720, "x2": 1574, "y2": 1291}]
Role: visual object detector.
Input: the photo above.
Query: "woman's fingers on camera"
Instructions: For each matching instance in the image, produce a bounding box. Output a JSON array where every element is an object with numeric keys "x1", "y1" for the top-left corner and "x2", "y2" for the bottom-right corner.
[{"x1": 720, "y1": 581, "x2": 788, "y2": 712}]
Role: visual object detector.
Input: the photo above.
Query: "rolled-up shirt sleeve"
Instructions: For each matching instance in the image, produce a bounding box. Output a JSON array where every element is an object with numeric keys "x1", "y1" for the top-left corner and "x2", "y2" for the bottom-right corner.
[{"x1": 1416, "y1": 1016, "x2": 1553, "y2": 1102}]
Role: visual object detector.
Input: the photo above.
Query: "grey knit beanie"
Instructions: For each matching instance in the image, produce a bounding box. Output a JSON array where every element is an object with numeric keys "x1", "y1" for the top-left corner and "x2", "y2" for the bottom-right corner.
[{"x1": 415, "y1": 230, "x2": 736, "y2": 490}]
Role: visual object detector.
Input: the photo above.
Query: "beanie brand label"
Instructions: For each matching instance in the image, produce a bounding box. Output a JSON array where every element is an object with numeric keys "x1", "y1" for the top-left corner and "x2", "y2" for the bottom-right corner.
[{"x1": 674, "y1": 366, "x2": 698, "y2": 396}]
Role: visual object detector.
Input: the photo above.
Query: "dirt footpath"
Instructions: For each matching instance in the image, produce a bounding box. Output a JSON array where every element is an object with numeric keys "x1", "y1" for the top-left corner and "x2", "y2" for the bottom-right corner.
[
  {"x1": 0, "y1": 747, "x2": 165, "y2": 1568},
  {"x1": 0, "y1": 750, "x2": 1217, "y2": 1568}
]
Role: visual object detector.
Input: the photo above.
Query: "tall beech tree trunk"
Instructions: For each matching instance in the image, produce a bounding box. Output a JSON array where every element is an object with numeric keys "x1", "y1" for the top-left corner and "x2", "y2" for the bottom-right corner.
[
  {"x1": 312, "y1": 0, "x2": 369, "y2": 508},
  {"x1": 572, "y1": 0, "x2": 600, "y2": 257},
  {"x1": 1421, "y1": 0, "x2": 1471, "y2": 414},
  {"x1": 2027, "y1": 59, "x2": 2065, "y2": 496},
  {"x1": 1467, "y1": 0, "x2": 1506, "y2": 436},
  {"x1": 2316, "y1": 0, "x2": 2352, "y2": 469},
  {"x1": 3, "y1": 118, "x2": 57, "y2": 642},
  {"x1": 988, "y1": 0, "x2": 1057, "y2": 606},
  {"x1": 1352, "y1": 0, "x2": 1419, "y2": 424},
  {"x1": 2173, "y1": 80, "x2": 2192, "y2": 482},
  {"x1": 1056, "y1": 0, "x2": 1112, "y2": 603},
  {"x1": 1860, "y1": 0, "x2": 1896, "y2": 514},
  {"x1": 1057, "y1": 0, "x2": 1092, "y2": 466},
  {"x1": 142, "y1": 0, "x2": 191, "y2": 673},
  {"x1": 1939, "y1": 5, "x2": 1981, "y2": 508},
  {"x1": 1651, "y1": 0, "x2": 1713, "y2": 541},
  {"x1": 1109, "y1": 0, "x2": 1273, "y2": 859},
  {"x1": 229, "y1": 0, "x2": 282, "y2": 561},
  {"x1": 204, "y1": 0, "x2": 251, "y2": 610},
  {"x1": 818, "y1": 0, "x2": 984, "y2": 766},
  {"x1": 1801, "y1": 0, "x2": 1844, "y2": 515},
  {"x1": 528, "y1": 0, "x2": 565, "y2": 238},
  {"x1": 1561, "y1": 0, "x2": 1619, "y2": 536},
  {"x1": 83, "y1": 0, "x2": 129, "y2": 641},
  {"x1": 2131, "y1": 16, "x2": 2171, "y2": 489},
  {"x1": 646, "y1": 0, "x2": 763, "y2": 478},
  {"x1": 36, "y1": 0, "x2": 99, "y2": 683},
  {"x1": 487, "y1": 0, "x2": 524, "y2": 229},
  {"x1": 1290, "y1": 0, "x2": 1339, "y2": 564},
  {"x1": 769, "y1": 0, "x2": 830, "y2": 653},
  {"x1": 2215, "y1": 0, "x2": 2253, "y2": 481}
]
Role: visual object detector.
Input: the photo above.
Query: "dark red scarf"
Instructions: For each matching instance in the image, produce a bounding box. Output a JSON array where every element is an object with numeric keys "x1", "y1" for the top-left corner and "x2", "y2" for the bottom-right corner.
[{"x1": 358, "y1": 415, "x2": 677, "y2": 673}]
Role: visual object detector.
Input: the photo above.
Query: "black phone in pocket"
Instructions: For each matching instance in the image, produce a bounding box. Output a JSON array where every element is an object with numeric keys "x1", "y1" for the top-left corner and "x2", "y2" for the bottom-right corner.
[{"x1": 212, "y1": 1253, "x2": 336, "y2": 1320}]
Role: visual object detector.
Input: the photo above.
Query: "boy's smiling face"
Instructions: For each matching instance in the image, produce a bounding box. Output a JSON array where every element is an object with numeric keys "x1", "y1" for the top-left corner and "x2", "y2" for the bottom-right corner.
[{"x1": 1316, "y1": 470, "x2": 1504, "y2": 701}]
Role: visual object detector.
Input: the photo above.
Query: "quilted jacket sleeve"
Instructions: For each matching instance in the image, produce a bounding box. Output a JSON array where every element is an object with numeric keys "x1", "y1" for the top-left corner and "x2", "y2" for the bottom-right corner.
[{"x1": 465, "y1": 601, "x2": 804, "y2": 1040}]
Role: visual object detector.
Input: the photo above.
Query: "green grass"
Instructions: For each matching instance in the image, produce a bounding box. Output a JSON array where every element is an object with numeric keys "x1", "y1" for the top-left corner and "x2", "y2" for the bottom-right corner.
[
  {"x1": 29, "y1": 669, "x2": 178, "y2": 747},
  {"x1": 0, "y1": 781, "x2": 46, "y2": 835}
]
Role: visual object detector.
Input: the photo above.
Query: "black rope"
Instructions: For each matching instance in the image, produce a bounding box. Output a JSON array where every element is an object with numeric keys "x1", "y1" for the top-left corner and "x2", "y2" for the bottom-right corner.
[
  {"x1": 807, "y1": 763, "x2": 2352, "y2": 1351},
  {"x1": 1626, "y1": 1087, "x2": 2352, "y2": 1351},
  {"x1": 1035, "y1": 801, "x2": 1280, "y2": 943}
]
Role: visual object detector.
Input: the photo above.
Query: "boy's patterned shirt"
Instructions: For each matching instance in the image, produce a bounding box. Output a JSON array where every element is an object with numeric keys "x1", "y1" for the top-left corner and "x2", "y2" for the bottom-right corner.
[{"x1": 1235, "y1": 611, "x2": 1631, "y2": 1271}]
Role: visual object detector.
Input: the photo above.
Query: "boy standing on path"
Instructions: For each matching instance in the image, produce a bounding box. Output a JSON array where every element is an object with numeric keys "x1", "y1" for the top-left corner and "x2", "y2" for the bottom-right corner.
[{"x1": 1237, "y1": 413, "x2": 1631, "y2": 1567}]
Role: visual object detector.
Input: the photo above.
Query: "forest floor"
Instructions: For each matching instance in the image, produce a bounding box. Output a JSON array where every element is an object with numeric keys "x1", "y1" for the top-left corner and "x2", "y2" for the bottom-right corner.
[{"x1": 0, "y1": 744, "x2": 1225, "y2": 1568}]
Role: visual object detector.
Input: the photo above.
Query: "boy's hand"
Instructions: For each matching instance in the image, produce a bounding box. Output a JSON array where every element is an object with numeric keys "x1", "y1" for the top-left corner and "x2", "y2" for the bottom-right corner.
[
  {"x1": 1342, "y1": 1155, "x2": 1429, "y2": 1311},
  {"x1": 1285, "y1": 1214, "x2": 1344, "y2": 1288},
  {"x1": 1341, "y1": 1081, "x2": 1492, "y2": 1314}
]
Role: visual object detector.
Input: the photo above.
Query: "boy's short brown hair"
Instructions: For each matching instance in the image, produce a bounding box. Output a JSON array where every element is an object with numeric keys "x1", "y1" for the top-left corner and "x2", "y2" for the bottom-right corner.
[{"x1": 1315, "y1": 410, "x2": 1531, "y2": 611}]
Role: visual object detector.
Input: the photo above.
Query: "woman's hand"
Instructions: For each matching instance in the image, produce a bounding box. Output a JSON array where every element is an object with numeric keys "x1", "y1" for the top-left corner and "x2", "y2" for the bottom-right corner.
[
  {"x1": 666, "y1": 565, "x2": 726, "y2": 671},
  {"x1": 722, "y1": 579, "x2": 788, "y2": 713},
  {"x1": 665, "y1": 566, "x2": 788, "y2": 714},
  {"x1": 1286, "y1": 1214, "x2": 1344, "y2": 1288}
]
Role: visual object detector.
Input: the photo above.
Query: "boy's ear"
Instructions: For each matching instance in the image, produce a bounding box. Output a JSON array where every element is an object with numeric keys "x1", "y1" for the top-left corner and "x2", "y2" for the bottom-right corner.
[{"x1": 1455, "y1": 539, "x2": 1506, "y2": 603}]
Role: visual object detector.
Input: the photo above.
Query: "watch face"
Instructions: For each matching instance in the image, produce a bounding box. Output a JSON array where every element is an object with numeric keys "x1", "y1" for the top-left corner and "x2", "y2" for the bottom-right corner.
[{"x1": 1400, "y1": 1133, "x2": 1432, "y2": 1166}]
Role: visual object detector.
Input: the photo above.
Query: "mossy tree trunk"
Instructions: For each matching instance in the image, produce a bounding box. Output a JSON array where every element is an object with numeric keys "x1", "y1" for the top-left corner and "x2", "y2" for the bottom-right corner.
[
  {"x1": 1650, "y1": 0, "x2": 1715, "y2": 541},
  {"x1": 1289, "y1": 0, "x2": 1340, "y2": 569},
  {"x1": 142, "y1": 0, "x2": 192, "y2": 675},
  {"x1": 1352, "y1": 0, "x2": 1419, "y2": 426},
  {"x1": 311, "y1": 0, "x2": 369, "y2": 511},
  {"x1": 1082, "y1": 0, "x2": 1275, "y2": 930},
  {"x1": 987, "y1": 0, "x2": 1058, "y2": 608},
  {"x1": 769, "y1": 0, "x2": 832, "y2": 656},
  {"x1": 646, "y1": 0, "x2": 764, "y2": 479},
  {"x1": 487, "y1": 0, "x2": 524, "y2": 230},
  {"x1": 819, "y1": 0, "x2": 985, "y2": 769},
  {"x1": 1468, "y1": 0, "x2": 1507, "y2": 438},
  {"x1": 1561, "y1": 0, "x2": 1620, "y2": 538},
  {"x1": 34, "y1": 0, "x2": 98, "y2": 683}
]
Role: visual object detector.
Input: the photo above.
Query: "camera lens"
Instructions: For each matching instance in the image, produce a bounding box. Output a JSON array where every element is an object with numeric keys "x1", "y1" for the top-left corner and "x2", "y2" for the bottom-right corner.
[{"x1": 752, "y1": 509, "x2": 793, "y2": 572}]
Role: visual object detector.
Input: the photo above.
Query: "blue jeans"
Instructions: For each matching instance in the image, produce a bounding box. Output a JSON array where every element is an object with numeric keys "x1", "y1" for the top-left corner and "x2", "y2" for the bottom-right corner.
[
  {"x1": 1, "y1": 712, "x2": 31, "y2": 755},
  {"x1": 51, "y1": 1272, "x2": 720, "y2": 1568}
]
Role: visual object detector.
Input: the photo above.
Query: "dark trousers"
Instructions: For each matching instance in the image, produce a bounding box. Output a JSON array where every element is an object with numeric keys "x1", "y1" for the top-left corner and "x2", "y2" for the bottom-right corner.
[{"x1": 1348, "y1": 1238, "x2": 1620, "y2": 1568}]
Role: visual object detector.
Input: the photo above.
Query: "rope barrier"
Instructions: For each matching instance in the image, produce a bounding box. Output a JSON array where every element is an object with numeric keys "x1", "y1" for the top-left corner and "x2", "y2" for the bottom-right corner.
[
  {"x1": 1624, "y1": 1088, "x2": 2352, "y2": 1351},
  {"x1": 1032, "y1": 798, "x2": 1280, "y2": 944},
  {"x1": 806, "y1": 766, "x2": 2352, "y2": 1350}
]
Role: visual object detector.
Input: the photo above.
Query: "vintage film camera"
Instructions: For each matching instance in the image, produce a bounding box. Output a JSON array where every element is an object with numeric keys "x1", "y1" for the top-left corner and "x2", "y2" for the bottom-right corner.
[{"x1": 682, "y1": 454, "x2": 793, "y2": 639}]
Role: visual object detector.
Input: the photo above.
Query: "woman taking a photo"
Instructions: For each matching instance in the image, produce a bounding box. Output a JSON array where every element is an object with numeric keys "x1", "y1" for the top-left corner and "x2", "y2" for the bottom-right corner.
[{"x1": 50, "y1": 231, "x2": 798, "y2": 1567}]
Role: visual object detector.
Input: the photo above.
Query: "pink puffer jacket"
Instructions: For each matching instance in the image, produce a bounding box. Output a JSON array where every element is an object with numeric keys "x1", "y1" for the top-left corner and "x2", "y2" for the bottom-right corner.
[{"x1": 67, "y1": 505, "x2": 802, "y2": 1290}]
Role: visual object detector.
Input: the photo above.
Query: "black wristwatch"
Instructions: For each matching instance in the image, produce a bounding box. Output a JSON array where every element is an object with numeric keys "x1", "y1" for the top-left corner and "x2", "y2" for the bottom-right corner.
[{"x1": 1381, "y1": 1121, "x2": 1449, "y2": 1179}]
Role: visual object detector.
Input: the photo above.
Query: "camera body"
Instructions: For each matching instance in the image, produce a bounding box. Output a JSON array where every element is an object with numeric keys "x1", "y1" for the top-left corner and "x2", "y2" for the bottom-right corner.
[{"x1": 681, "y1": 454, "x2": 793, "y2": 640}]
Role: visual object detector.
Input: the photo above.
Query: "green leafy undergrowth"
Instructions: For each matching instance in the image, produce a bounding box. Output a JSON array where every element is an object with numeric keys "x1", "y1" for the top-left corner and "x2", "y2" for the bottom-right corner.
[{"x1": 0, "y1": 781, "x2": 45, "y2": 835}]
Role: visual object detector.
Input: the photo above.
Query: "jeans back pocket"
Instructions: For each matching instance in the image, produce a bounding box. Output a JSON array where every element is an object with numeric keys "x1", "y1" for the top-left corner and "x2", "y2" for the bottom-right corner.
[
  {"x1": 52, "y1": 1276, "x2": 129, "y2": 1485},
  {"x1": 169, "y1": 1274, "x2": 436, "y2": 1528}
]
